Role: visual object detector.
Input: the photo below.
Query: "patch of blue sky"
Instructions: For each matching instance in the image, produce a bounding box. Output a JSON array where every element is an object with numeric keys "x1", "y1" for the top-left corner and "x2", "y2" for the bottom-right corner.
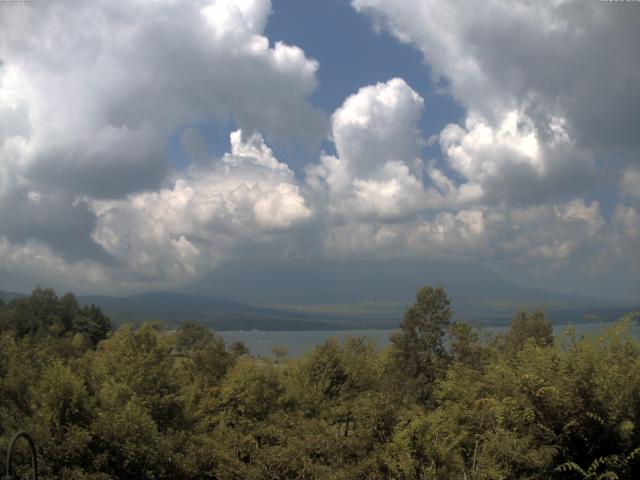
[
  {"x1": 266, "y1": 0, "x2": 464, "y2": 166},
  {"x1": 166, "y1": 117, "x2": 237, "y2": 171},
  {"x1": 167, "y1": 0, "x2": 465, "y2": 181}
]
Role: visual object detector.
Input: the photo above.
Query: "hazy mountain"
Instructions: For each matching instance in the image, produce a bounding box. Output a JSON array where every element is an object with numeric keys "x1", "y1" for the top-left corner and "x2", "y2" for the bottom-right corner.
[
  {"x1": 2, "y1": 258, "x2": 636, "y2": 330},
  {"x1": 192, "y1": 258, "x2": 570, "y2": 303},
  {"x1": 76, "y1": 292, "x2": 367, "y2": 331},
  {"x1": 0, "y1": 290, "x2": 25, "y2": 303},
  {"x1": 191, "y1": 258, "x2": 630, "y2": 321}
]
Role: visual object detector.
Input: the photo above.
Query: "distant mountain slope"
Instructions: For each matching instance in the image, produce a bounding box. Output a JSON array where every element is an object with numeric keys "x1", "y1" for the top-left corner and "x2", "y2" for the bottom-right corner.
[
  {"x1": 80, "y1": 292, "x2": 273, "y2": 316},
  {"x1": 73, "y1": 290, "x2": 637, "y2": 331},
  {"x1": 194, "y1": 258, "x2": 520, "y2": 305},
  {"x1": 3, "y1": 258, "x2": 637, "y2": 331},
  {"x1": 77, "y1": 292, "x2": 372, "y2": 331},
  {"x1": 0, "y1": 290, "x2": 26, "y2": 303},
  {"x1": 192, "y1": 258, "x2": 630, "y2": 321}
]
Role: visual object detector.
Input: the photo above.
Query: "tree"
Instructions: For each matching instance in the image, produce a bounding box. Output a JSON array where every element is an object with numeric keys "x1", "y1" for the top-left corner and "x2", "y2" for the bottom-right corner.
[
  {"x1": 219, "y1": 358, "x2": 286, "y2": 422},
  {"x1": 175, "y1": 321, "x2": 214, "y2": 353},
  {"x1": 0, "y1": 288, "x2": 111, "y2": 344},
  {"x1": 503, "y1": 310, "x2": 554, "y2": 352},
  {"x1": 2, "y1": 285, "x2": 640, "y2": 479},
  {"x1": 71, "y1": 305, "x2": 111, "y2": 345},
  {"x1": 390, "y1": 286, "x2": 452, "y2": 404},
  {"x1": 449, "y1": 321, "x2": 487, "y2": 368},
  {"x1": 176, "y1": 323, "x2": 234, "y2": 410}
]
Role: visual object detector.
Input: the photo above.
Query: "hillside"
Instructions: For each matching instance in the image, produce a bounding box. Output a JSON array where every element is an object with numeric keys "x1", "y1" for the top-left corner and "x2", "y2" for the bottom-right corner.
[
  {"x1": 76, "y1": 292, "x2": 376, "y2": 331},
  {"x1": 0, "y1": 290, "x2": 25, "y2": 303},
  {"x1": 3, "y1": 260, "x2": 637, "y2": 331},
  {"x1": 191, "y1": 258, "x2": 633, "y2": 323}
]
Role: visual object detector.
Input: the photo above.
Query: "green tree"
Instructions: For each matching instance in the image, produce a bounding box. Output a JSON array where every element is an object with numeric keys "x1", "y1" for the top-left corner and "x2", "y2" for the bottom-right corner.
[
  {"x1": 390, "y1": 286, "x2": 452, "y2": 403},
  {"x1": 175, "y1": 321, "x2": 213, "y2": 353},
  {"x1": 2, "y1": 286, "x2": 640, "y2": 479},
  {"x1": 219, "y1": 358, "x2": 287, "y2": 422},
  {"x1": 0, "y1": 288, "x2": 111, "y2": 344},
  {"x1": 503, "y1": 310, "x2": 554, "y2": 352},
  {"x1": 449, "y1": 321, "x2": 487, "y2": 368}
]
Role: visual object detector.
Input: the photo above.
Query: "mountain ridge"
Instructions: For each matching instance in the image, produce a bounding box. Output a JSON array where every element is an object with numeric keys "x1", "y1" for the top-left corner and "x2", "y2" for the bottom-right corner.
[{"x1": 1, "y1": 258, "x2": 636, "y2": 330}]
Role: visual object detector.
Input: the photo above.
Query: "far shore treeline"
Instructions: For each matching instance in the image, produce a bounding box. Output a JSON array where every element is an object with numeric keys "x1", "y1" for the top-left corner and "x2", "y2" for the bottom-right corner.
[{"x1": 1, "y1": 287, "x2": 639, "y2": 479}]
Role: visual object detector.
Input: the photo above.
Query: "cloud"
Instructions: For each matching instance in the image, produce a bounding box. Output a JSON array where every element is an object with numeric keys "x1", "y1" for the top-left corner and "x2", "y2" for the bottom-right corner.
[
  {"x1": 1, "y1": 69, "x2": 631, "y2": 293},
  {"x1": 0, "y1": 0, "x2": 324, "y2": 273},
  {"x1": 0, "y1": 0, "x2": 637, "y2": 298},
  {"x1": 611, "y1": 204, "x2": 640, "y2": 274},
  {"x1": 353, "y1": 0, "x2": 639, "y2": 203},
  {"x1": 321, "y1": 197, "x2": 610, "y2": 280},
  {"x1": 180, "y1": 127, "x2": 209, "y2": 164},
  {"x1": 0, "y1": 187, "x2": 110, "y2": 263},
  {"x1": 439, "y1": 111, "x2": 596, "y2": 205},
  {"x1": 0, "y1": 238, "x2": 109, "y2": 294},
  {"x1": 0, "y1": 0, "x2": 324, "y2": 200},
  {"x1": 353, "y1": 0, "x2": 640, "y2": 146},
  {"x1": 621, "y1": 166, "x2": 640, "y2": 199},
  {"x1": 307, "y1": 78, "x2": 441, "y2": 221},
  {"x1": 86, "y1": 130, "x2": 311, "y2": 286}
]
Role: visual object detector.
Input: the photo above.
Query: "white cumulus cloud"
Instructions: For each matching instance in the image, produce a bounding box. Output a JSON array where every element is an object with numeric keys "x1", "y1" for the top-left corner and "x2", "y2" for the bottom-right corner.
[
  {"x1": 86, "y1": 130, "x2": 311, "y2": 286},
  {"x1": 308, "y1": 78, "x2": 443, "y2": 221},
  {"x1": 353, "y1": 0, "x2": 638, "y2": 204},
  {"x1": 0, "y1": 0, "x2": 324, "y2": 289},
  {"x1": 0, "y1": 0, "x2": 324, "y2": 199}
]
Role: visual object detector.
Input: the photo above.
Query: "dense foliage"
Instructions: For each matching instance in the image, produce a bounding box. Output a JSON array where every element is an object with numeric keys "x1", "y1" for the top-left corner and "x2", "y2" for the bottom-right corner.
[{"x1": 0, "y1": 287, "x2": 639, "y2": 479}]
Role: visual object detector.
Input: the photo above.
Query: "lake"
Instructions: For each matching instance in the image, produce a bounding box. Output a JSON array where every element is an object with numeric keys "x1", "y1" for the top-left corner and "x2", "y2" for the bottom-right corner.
[{"x1": 219, "y1": 322, "x2": 640, "y2": 357}]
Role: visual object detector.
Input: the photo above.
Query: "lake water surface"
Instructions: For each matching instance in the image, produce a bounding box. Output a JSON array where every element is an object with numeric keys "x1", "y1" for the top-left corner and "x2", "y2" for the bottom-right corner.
[{"x1": 219, "y1": 322, "x2": 640, "y2": 357}]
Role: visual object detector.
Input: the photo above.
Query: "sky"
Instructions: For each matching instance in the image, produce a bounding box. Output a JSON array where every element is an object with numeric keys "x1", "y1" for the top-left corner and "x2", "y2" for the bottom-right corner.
[{"x1": 0, "y1": 0, "x2": 639, "y2": 301}]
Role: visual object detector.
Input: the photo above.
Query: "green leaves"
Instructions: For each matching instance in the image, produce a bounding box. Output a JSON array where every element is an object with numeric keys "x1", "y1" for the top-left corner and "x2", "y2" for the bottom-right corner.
[
  {"x1": 0, "y1": 288, "x2": 112, "y2": 345},
  {"x1": 1, "y1": 287, "x2": 639, "y2": 479},
  {"x1": 390, "y1": 286, "x2": 452, "y2": 404}
]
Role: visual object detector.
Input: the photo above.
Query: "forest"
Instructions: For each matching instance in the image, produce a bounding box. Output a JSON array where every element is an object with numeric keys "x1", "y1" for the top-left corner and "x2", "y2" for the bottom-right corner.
[{"x1": 0, "y1": 287, "x2": 639, "y2": 479}]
